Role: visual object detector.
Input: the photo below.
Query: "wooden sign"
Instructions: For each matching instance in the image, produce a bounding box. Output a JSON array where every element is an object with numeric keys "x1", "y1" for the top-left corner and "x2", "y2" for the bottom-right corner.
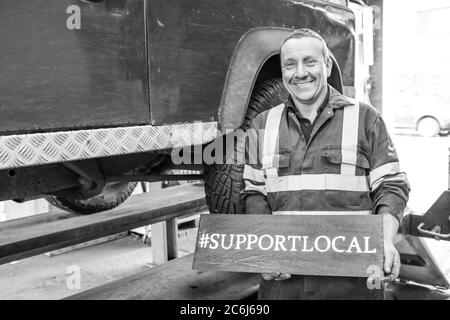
[{"x1": 193, "y1": 214, "x2": 383, "y2": 278}]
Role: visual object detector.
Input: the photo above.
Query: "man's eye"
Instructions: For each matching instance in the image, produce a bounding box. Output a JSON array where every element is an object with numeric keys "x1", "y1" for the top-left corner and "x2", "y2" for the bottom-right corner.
[
  {"x1": 284, "y1": 63, "x2": 295, "y2": 69},
  {"x1": 305, "y1": 60, "x2": 318, "y2": 66}
]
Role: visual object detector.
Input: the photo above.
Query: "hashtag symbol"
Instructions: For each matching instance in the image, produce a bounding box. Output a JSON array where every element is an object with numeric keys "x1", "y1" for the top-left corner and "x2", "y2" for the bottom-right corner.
[{"x1": 199, "y1": 233, "x2": 210, "y2": 248}]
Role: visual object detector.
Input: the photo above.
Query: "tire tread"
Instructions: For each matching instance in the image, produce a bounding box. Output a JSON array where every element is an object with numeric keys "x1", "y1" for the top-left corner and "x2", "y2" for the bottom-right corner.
[{"x1": 204, "y1": 79, "x2": 284, "y2": 214}]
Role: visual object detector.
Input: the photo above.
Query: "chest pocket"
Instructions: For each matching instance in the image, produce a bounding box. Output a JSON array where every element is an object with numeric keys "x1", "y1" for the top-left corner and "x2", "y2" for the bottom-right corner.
[
  {"x1": 321, "y1": 146, "x2": 370, "y2": 176},
  {"x1": 262, "y1": 150, "x2": 291, "y2": 178}
]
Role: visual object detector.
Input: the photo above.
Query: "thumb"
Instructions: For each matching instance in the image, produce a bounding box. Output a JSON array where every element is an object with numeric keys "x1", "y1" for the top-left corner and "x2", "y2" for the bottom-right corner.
[{"x1": 384, "y1": 253, "x2": 392, "y2": 274}]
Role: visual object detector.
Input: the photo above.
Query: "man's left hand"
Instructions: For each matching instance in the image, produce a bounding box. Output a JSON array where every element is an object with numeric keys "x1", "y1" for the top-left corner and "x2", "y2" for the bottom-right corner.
[
  {"x1": 378, "y1": 208, "x2": 401, "y2": 283},
  {"x1": 381, "y1": 241, "x2": 401, "y2": 283}
]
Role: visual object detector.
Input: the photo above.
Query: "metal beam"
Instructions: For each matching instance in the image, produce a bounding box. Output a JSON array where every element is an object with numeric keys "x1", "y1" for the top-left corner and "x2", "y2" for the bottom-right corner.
[{"x1": 0, "y1": 184, "x2": 207, "y2": 265}]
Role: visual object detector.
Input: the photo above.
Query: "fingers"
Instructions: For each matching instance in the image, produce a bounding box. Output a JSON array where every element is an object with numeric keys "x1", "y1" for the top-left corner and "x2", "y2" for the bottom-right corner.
[
  {"x1": 384, "y1": 251, "x2": 393, "y2": 275},
  {"x1": 380, "y1": 273, "x2": 397, "y2": 284},
  {"x1": 275, "y1": 273, "x2": 292, "y2": 281},
  {"x1": 390, "y1": 250, "x2": 401, "y2": 279},
  {"x1": 382, "y1": 247, "x2": 401, "y2": 283},
  {"x1": 262, "y1": 272, "x2": 291, "y2": 281},
  {"x1": 262, "y1": 272, "x2": 280, "y2": 281}
]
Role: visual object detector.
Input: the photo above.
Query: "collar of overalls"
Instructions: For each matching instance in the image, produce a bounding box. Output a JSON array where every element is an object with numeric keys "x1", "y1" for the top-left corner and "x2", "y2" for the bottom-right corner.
[{"x1": 283, "y1": 85, "x2": 355, "y2": 116}]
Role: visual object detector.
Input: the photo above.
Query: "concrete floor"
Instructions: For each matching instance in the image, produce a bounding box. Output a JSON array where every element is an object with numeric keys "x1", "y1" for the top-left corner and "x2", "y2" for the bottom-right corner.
[{"x1": 0, "y1": 229, "x2": 198, "y2": 300}]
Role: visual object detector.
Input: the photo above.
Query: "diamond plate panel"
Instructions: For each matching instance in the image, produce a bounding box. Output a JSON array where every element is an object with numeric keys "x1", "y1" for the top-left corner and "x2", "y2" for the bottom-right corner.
[{"x1": 0, "y1": 122, "x2": 218, "y2": 170}]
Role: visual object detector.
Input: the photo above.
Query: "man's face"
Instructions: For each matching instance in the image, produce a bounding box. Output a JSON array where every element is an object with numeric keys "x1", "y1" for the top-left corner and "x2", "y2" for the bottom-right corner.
[{"x1": 281, "y1": 37, "x2": 332, "y2": 106}]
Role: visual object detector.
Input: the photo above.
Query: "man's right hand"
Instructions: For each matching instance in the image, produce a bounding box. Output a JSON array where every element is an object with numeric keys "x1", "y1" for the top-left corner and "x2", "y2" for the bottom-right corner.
[{"x1": 262, "y1": 272, "x2": 292, "y2": 281}]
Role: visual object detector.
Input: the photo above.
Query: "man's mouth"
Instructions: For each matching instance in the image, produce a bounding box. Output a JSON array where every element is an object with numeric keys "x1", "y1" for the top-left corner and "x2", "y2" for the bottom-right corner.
[{"x1": 292, "y1": 80, "x2": 315, "y2": 87}]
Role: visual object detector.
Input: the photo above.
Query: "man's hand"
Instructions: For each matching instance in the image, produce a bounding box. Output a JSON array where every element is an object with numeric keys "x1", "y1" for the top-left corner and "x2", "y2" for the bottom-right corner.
[
  {"x1": 381, "y1": 240, "x2": 401, "y2": 283},
  {"x1": 379, "y1": 207, "x2": 401, "y2": 283},
  {"x1": 262, "y1": 272, "x2": 292, "y2": 281}
]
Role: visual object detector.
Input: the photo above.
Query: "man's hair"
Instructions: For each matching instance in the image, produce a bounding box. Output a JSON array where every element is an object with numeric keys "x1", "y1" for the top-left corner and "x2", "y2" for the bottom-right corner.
[{"x1": 280, "y1": 29, "x2": 331, "y2": 61}]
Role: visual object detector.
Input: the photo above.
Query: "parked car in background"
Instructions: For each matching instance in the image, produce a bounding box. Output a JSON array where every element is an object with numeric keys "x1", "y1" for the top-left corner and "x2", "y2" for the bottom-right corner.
[{"x1": 394, "y1": 95, "x2": 450, "y2": 137}]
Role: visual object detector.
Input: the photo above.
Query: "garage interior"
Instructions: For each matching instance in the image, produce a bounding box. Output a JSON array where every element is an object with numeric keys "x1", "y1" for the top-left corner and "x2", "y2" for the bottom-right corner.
[{"x1": 0, "y1": 0, "x2": 450, "y2": 300}]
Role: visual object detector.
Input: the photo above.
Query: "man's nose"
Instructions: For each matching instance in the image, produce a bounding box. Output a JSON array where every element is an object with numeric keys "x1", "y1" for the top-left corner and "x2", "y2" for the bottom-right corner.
[{"x1": 294, "y1": 63, "x2": 307, "y2": 78}]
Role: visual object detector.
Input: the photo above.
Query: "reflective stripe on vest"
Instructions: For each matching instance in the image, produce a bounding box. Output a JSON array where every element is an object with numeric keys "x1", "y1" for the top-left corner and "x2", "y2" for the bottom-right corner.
[
  {"x1": 273, "y1": 211, "x2": 372, "y2": 216},
  {"x1": 243, "y1": 165, "x2": 265, "y2": 183},
  {"x1": 341, "y1": 101, "x2": 360, "y2": 176},
  {"x1": 244, "y1": 180, "x2": 268, "y2": 196},
  {"x1": 262, "y1": 104, "x2": 285, "y2": 178},
  {"x1": 266, "y1": 174, "x2": 370, "y2": 193},
  {"x1": 369, "y1": 162, "x2": 401, "y2": 189}
]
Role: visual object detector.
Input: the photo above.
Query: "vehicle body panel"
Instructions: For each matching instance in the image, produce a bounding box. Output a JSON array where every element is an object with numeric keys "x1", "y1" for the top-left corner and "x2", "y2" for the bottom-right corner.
[
  {"x1": 148, "y1": 0, "x2": 356, "y2": 126},
  {"x1": 0, "y1": 0, "x2": 357, "y2": 134},
  {"x1": 0, "y1": 0, "x2": 149, "y2": 134},
  {"x1": 0, "y1": 0, "x2": 357, "y2": 166}
]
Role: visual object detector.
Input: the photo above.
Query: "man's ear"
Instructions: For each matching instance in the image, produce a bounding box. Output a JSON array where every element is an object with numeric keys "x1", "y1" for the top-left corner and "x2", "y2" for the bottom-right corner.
[{"x1": 326, "y1": 57, "x2": 333, "y2": 78}]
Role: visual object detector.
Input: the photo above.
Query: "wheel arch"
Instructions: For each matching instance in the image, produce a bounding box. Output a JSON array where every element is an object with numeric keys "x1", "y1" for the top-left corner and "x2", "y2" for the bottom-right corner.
[
  {"x1": 218, "y1": 27, "x2": 344, "y2": 132},
  {"x1": 416, "y1": 115, "x2": 441, "y2": 130}
]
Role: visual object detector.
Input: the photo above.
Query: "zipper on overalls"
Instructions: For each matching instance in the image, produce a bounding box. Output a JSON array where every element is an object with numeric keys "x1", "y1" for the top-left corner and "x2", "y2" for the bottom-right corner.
[
  {"x1": 288, "y1": 106, "x2": 334, "y2": 212},
  {"x1": 288, "y1": 106, "x2": 334, "y2": 171}
]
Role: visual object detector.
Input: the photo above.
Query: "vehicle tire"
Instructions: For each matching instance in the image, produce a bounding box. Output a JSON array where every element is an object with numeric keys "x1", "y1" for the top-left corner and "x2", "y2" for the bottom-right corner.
[
  {"x1": 417, "y1": 117, "x2": 440, "y2": 137},
  {"x1": 204, "y1": 78, "x2": 286, "y2": 214},
  {"x1": 45, "y1": 182, "x2": 137, "y2": 215}
]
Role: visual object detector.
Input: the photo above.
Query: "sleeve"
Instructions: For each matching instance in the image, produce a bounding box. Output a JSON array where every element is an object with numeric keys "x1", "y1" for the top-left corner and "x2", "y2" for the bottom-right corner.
[
  {"x1": 367, "y1": 114, "x2": 411, "y2": 223},
  {"x1": 240, "y1": 119, "x2": 271, "y2": 215}
]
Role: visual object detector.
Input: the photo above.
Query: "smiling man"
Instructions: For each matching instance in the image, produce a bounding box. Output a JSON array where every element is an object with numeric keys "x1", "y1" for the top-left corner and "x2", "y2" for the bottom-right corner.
[
  {"x1": 281, "y1": 32, "x2": 331, "y2": 121},
  {"x1": 241, "y1": 29, "x2": 411, "y2": 300}
]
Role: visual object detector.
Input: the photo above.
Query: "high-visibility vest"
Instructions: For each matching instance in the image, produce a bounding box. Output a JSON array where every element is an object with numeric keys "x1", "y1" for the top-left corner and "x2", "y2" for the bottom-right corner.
[
  {"x1": 265, "y1": 101, "x2": 371, "y2": 216},
  {"x1": 243, "y1": 92, "x2": 404, "y2": 216}
]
